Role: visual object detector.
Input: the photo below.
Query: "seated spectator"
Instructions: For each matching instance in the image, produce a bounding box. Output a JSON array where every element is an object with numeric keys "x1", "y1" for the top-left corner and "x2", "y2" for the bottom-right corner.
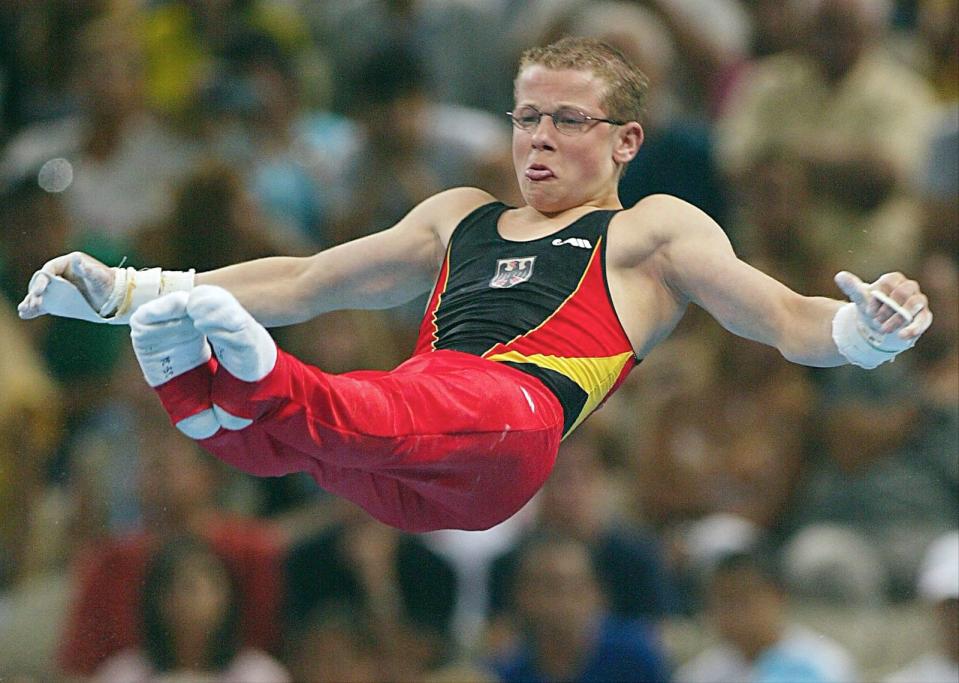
[
  {"x1": 57, "y1": 412, "x2": 283, "y2": 677},
  {"x1": 93, "y1": 534, "x2": 289, "y2": 682},
  {"x1": 1, "y1": 10, "x2": 199, "y2": 246},
  {"x1": 134, "y1": 161, "x2": 289, "y2": 275},
  {"x1": 491, "y1": 533, "x2": 670, "y2": 683},
  {"x1": 139, "y1": 0, "x2": 310, "y2": 120},
  {"x1": 195, "y1": 32, "x2": 360, "y2": 249},
  {"x1": 0, "y1": 300, "x2": 66, "y2": 680},
  {"x1": 635, "y1": 328, "x2": 812, "y2": 535},
  {"x1": 675, "y1": 550, "x2": 857, "y2": 683},
  {"x1": 339, "y1": 43, "x2": 509, "y2": 241},
  {"x1": 551, "y1": 1, "x2": 731, "y2": 223},
  {"x1": 885, "y1": 531, "x2": 959, "y2": 683},
  {"x1": 284, "y1": 503, "x2": 458, "y2": 679},
  {"x1": 781, "y1": 352, "x2": 957, "y2": 603},
  {"x1": 489, "y1": 426, "x2": 676, "y2": 630},
  {"x1": 716, "y1": 0, "x2": 939, "y2": 279}
]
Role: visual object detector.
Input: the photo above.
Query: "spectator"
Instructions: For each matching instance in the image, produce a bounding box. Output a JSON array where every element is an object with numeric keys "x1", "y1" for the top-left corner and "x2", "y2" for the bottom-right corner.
[
  {"x1": 134, "y1": 161, "x2": 288, "y2": 274},
  {"x1": 630, "y1": 0, "x2": 752, "y2": 118},
  {"x1": 93, "y1": 534, "x2": 289, "y2": 682},
  {"x1": 636, "y1": 332, "x2": 812, "y2": 533},
  {"x1": 196, "y1": 32, "x2": 360, "y2": 249},
  {"x1": 675, "y1": 550, "x2": 858, "y2": 683},
  {"x1": 489, "y1": 427, "x2": 676, "y2": 631},
  {"x1": 886, "y1": 531, "x2": 959, "y2": 683},
  {"x1": 58, "y1": 411, "x2": 283, "y2": 677},
  {"x1": 339, "y1": 43, "x2": 509, "y2": 241},
  {"x1": 0, "y1": 1, "x2": 99, "y2": 140},
  {"x1": 0, "y1": 303, "x2": 69, "y2": 681},
  {"x1": 779, "y1": 87, "x2": 958, "y2": 608},
  {"x1": 0, "y1": 10, "x2": 200, "y2": 246},
  {"x1": 284, "y1": 504, "x2": 458, "y2": 679},
  {"x1": 781, "y1": 348, "x2": 957, "y2": 603},
  {"x1": 139, "y1": 0, "x2": 310, "y2": 120},
  {"x1": 491, "y1": 533, "x2": 670, "y2": 683},
  {"x1": 717, "y1": 0, "x2": 939, "y2": 279},
  {"x1": 308, "y1": 0, "x2": 511, "y2": 113}
]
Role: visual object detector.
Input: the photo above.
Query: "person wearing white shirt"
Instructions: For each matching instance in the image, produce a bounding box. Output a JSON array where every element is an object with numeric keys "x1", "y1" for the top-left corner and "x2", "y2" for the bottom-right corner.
[{"x1": 676, "y1": 551, "x2": 857, "y2": 683}]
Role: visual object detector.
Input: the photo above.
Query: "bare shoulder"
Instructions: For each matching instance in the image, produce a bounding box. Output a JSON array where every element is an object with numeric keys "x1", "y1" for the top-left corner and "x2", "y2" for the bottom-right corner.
[
  {"x1": 413, "y1": 186, "x2": 499, "y2": 244},
  {"x1": 608, "y1": 193, "x2": 729, "y2": 268}
]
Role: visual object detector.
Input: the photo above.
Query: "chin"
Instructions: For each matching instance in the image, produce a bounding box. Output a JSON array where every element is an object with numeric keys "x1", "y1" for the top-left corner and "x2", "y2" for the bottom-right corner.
[{"x1": 521, "y1": 184, "x2": 575, "y2": 214}]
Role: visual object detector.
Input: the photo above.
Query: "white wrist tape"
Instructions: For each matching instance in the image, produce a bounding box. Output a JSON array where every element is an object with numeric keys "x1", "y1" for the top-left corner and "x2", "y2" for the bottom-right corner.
[
  {"x1": 832, "y1": 302, "x2": 915, "y2": 369},
  {"x1": 38, "y1": 267, "x2": 195, "y2": 324}
]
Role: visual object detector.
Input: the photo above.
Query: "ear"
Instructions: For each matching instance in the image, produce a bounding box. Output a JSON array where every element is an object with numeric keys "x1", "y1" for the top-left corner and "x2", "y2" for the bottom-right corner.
[{"x1": 612, "y1": 122, "x2": 644, "y2": 165}]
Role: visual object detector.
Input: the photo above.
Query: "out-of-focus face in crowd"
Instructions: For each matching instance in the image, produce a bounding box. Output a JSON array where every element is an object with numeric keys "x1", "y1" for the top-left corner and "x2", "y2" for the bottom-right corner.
[
  {"x1": 707, "y1": 558, "x2": 785, "y2": 660},
  {"x1": 516, "y1": 538, "x2": 603, "y2": 639},
  {"x1": 801, "y1": 0, "x2": 885, "y2": 81}
]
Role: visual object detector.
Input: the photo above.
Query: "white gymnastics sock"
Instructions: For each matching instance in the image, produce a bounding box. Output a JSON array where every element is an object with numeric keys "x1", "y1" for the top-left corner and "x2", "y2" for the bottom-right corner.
[
  {"x1": 186, "y1": 285, "x2": 277, "y2": 383},
  {"x1": 130, "y1": 292, "x2": 211, "y2": 387}
]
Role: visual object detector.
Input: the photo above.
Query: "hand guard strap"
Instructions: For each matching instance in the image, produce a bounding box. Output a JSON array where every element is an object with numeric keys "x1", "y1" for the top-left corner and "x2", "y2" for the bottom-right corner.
[{"x1": 832, "y1": 302, "x2": 915, "y2": 369}]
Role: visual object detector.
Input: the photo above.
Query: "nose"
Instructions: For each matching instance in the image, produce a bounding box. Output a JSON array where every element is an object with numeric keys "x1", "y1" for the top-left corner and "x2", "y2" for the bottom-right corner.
[{"x1": 530, "y1": 116, "x2": 557, "y2": 150}]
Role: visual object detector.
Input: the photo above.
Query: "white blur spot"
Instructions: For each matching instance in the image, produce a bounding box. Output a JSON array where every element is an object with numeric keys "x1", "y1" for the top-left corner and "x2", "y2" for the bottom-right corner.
[
  {"x1": 37, "y1": 158, "x2": 74, "y2": 193},
  {"x1": 520, "y1": 387, "x2": 536, "y2": 413}
]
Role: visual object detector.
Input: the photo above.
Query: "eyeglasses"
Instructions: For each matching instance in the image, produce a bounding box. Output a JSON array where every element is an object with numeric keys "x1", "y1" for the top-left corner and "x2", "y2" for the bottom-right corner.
[{"x1": 506, "y1": 105, "x2": 625, "y2": 136}]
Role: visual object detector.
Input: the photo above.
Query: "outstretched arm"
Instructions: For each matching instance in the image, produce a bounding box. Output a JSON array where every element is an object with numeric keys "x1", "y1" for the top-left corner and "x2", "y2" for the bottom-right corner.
[
  {"x1": 656, "y1": 196, "x2": 931, "y2": 367},
  {"x1": 19, "y1": 187, "x2": 492, "y2": 327},
  {"x1": 194, "y1": 188, "x2": 463, "y2": 326}
]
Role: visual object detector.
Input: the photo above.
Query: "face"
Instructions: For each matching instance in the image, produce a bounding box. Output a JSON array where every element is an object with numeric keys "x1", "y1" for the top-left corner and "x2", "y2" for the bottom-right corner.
[
  {"x1": 517, "y1": 543, "x2": 602, "y2": 635},
  {"x1": 512, "y1": 66, "x2": 642, "y2": 214},
  {"x1": 708, "y1": 567, "x2": 784, "y2": 657},
  {"x1": 805, "y1": 0, "x2": 872, "y2": 80},
  {"x1": 161, "y1": 553, "x2": 231, "y2": 638}
]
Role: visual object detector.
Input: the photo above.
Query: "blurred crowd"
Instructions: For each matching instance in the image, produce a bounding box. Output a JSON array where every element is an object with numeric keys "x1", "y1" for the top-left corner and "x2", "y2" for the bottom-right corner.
[{"x1": 0, "y1": 0, "x2": 956, "y2": 681}]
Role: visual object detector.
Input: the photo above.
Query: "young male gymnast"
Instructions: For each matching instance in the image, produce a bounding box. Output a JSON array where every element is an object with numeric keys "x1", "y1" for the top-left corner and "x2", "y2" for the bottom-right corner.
[{"x1": 19, "y1": 38, "x2": 932, "y2": 532}]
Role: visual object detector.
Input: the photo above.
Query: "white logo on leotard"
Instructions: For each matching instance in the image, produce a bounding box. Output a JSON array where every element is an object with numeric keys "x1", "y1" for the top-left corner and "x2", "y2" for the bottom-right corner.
[{"x1": 551, "y1": 237, "x2": 592, "y2": 249}]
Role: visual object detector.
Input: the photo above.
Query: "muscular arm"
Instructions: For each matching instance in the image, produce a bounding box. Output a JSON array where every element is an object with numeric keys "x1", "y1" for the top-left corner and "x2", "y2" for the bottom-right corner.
[
  {"x1": 198, "y1": 188, "x2": 493, "y2": 326},
  {"x1": 651, "y1": 195, "x2": 849, "y2": 367},
  {"x1": 20, "y1": 187, "x2": 493, "y2": 328}
]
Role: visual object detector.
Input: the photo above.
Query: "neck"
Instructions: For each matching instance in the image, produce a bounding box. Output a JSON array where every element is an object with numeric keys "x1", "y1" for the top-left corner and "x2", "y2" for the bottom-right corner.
[
  {"x1": 521, "y1": 198, "x2": 620, "y2": 222},
  {"x1": 172, "y1": 632, "x2": 212, "y2": 672},
  {"x1": 740, "y1": 626, "x2": 784, "y2": 662}
]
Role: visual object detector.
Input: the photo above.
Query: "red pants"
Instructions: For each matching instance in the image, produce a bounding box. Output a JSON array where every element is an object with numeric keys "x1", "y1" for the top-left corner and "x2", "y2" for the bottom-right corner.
[{"x1": 155, "y1": 349, "x2": 564, "y2": 531}]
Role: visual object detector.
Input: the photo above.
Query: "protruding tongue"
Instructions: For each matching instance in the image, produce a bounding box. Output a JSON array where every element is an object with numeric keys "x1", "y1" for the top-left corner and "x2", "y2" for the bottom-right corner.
[{"x1": 526, "y1": 167, "x2": 553, "y2": 180}]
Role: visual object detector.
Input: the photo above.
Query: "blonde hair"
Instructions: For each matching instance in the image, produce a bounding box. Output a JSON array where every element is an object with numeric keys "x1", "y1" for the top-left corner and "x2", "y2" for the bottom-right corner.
[{"x1": 516, "y1": 36, "x2": 649, "y2": 125}]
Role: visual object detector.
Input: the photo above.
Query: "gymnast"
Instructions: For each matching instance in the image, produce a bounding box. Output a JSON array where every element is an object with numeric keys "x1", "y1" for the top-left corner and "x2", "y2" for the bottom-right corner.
[{"x1": 19, "y1": 38, "x2": 932, "y2": 533}]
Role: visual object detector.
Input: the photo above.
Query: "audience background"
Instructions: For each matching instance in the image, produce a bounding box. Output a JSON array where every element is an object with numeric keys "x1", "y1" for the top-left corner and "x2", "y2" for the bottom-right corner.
[{"x1": 0, "y1": 0, "x2": 956, "y2": 681}]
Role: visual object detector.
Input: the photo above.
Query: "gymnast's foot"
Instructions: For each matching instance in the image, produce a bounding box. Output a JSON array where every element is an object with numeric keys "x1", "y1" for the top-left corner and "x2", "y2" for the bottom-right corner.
[
  {"x1": 131, "y1": 292, "x2": 220, "y2": 439},
  {"x1": 186, "y1": 285, "x2": 277, "y2": 383},
  {"x1": 130, "y1": 291, "x2": 211, "y2": 387}
]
